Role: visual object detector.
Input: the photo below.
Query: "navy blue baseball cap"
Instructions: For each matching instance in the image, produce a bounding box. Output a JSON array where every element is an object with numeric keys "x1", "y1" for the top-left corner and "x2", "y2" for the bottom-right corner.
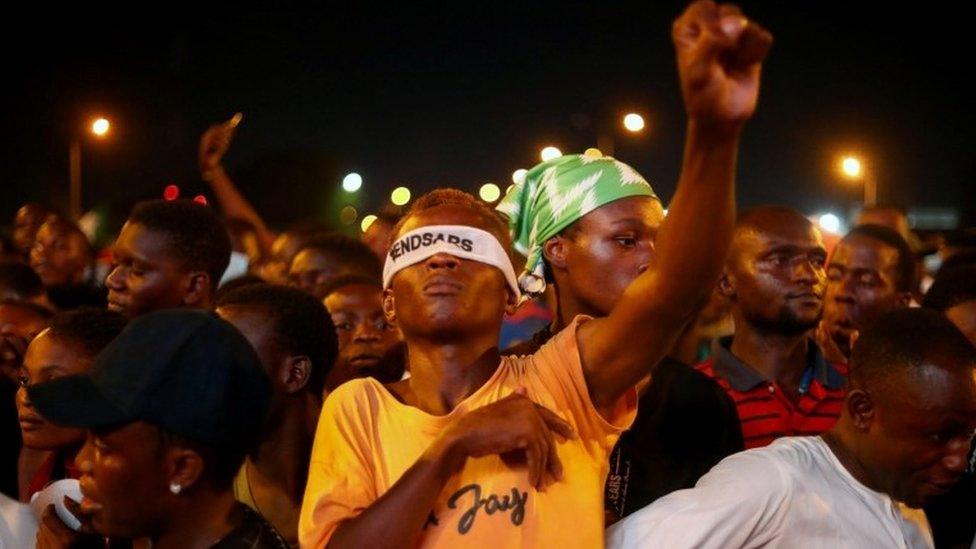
[{"x1": 28, "y1": 309, "x2": 271, "y2": 446}]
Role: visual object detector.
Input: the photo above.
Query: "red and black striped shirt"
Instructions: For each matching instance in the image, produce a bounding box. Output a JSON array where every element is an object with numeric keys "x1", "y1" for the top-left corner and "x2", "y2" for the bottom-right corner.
[{"x1": 696, "y1": 337, "x2": 846, "y2": 449}]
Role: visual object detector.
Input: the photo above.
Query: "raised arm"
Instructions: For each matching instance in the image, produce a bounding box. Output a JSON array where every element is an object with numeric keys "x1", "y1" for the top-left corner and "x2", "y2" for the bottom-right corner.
[
  {"x1": 199, "y1": 113, "x2": 277, "y2": 252},
  {"x1": 578, "y1": 0, "x2": 772, "y2": 410}
]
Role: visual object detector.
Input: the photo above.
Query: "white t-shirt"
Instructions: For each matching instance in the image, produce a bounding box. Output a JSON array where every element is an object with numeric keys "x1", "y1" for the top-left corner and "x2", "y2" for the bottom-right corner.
[
  {"x1": 0, "y1": 493, "x2": 37, "y2": 548},
  {"x1": 606, "y1": 436, "x2": 933, "y2": 549}
]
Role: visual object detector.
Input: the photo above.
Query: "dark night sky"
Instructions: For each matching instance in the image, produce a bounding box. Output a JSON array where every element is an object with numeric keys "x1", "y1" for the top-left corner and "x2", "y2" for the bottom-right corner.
[{"x1": 3, "y1": 2, "x2": 973, "y2": 233}]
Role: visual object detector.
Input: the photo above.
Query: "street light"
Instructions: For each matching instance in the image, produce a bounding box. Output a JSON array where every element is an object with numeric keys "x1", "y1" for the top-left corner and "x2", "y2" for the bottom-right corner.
[
  {"x1": 597, "y1": 111, "x2": 648, "y2": 156},
  {"x1": 818, "y1": 213, "x2": 842, "y2": 234},
  {"x1": 91, "y1": 118, "x2": 110, "y2": 136},
  {"x1": 838, "y1": 155, "x2": 876, "y2": 206},
  {"x1": 69, "y1": 116, "x2": 112, "y2": 220},
  {"x1": 339, "y1": 205, "x2": 358, "y2": 225},
  {"x1": 512, "y1": 168, "x2": 527, "y2": 184},
  {"x1": 623, "y1": 113, "x2": 645, "y2": 133},
  {"x1": 361, "y1": 214, "x2": 378, "y2": 233},
  {"x1": 342, "y1": 172, "x2": 363, "y2": 193},
  {"x1": 540, "y1": 146, "x2": 562, "y2": 162},
  {"x1": 841, "y1": 157, "x2": 861, "y2": 178},
  {"x1": 391, "y1": 186, "x2": 411, "y2": 206},
  {"x1": 479, "y1": 183, "x2": 501, "y2": 202}
]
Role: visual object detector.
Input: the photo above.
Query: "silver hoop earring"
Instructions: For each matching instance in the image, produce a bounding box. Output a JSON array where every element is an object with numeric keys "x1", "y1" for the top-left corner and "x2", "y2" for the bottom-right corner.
[{"x1": 169, "y1": 483, "x2": 182, "y2": 495}]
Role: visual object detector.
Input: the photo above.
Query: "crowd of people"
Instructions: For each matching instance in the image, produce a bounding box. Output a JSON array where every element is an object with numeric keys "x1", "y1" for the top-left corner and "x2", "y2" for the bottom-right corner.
[{"x1": 1, "y1": 2, "x2": 975, "y2": 548}]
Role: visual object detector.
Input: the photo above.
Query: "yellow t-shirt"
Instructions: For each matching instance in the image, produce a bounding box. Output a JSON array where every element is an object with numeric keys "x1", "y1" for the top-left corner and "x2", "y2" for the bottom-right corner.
[{"x1": 299, "y1": 317, "x2": 637, "y2": 548}]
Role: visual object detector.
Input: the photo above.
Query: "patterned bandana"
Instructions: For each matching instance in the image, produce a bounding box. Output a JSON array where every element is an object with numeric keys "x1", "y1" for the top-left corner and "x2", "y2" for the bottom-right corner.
[{"x1": 496, "y1": 149, "x2": 657, "y2": 297}]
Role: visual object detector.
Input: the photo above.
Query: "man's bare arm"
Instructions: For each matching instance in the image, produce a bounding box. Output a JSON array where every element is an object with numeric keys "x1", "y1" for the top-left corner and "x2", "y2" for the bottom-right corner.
[
  {"x1": 199, "y1": 114, "x2": 277, "y2": 252},
  {"x1": 579, "y1": 1, "x2": 772, "y2": 410}
]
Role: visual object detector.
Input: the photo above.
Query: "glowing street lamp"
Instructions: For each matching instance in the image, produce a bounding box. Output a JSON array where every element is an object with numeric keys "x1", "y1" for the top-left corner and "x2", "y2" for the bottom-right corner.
[
  {"x1": 391, "y1": 186, "x2": 411, "y2": 206},
  {"x1": 838, "y1": 155, "x2": 876, "y2": 206},
  {"x1": 841, "y1": 157, "x2": 861, "y2": 178},
  {"x1": 361, "y1": 214, "x2": 378, "y2": 233},
  {"x1": 540, "y1": 146, "x2": 562, "y2": 162},
  {"x1": 512, "y1": 168, "x2": 527, "y2": 184},
  {"x1": 342, "y1": 172, "x2": 363, "y2": 193},
  {"x1": 91, "y1": 118, "x2": 110, "y2": 136},
  {"x1": 818, "y1": 213, "x2": 842, "y2": 234},
  {"x1": 479, "y1": 183, "x2": 501, "y2": 203},
  {"x1": 623, "y1": 113, "x2": 645, "y2": 133},
  {"x1": 69, "y1": 116, "x2": 113, "y2": 220}
]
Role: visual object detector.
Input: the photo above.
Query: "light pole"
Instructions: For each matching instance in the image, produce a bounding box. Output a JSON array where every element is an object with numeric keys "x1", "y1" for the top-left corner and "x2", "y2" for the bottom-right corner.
[
  {"x1": 596, "y1": 112, "x2": 646, "y2": 157},
  {"x1": 839, "y1": 155, "x2": 876, "y2": 207},
  {"x1": 69, "y1": 117, "x2": 110, "y2": 220}
]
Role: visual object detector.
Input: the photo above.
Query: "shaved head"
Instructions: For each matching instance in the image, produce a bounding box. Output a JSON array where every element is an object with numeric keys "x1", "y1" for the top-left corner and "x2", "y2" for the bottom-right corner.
[
  {"x1": 730, "y1": 206, "x2": 819, "y2": 263},
  {"x1": 720, "y1": 205, "x2": 827, "y2": 336},
  {"x1": 842, "y1": 307, "x2": 976, "y2": 508},
  {"x1": 849, "y1": 308, "x2": 976, "y2": 397}
]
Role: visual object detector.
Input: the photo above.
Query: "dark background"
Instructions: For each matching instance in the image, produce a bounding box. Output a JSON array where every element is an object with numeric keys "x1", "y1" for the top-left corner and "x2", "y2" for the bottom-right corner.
[{"x1": 3, "y1": 2, "x2": 972, "y2": 235}]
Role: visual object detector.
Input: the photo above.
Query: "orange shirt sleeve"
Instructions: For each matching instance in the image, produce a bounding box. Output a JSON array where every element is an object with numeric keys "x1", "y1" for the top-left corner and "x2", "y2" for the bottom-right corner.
[
  {"x1": 299, "y1": 381, "x2": 378, "y2": 548},
  {"x1": 528, "y1": 315, "x2": 638, "y2": 457}
]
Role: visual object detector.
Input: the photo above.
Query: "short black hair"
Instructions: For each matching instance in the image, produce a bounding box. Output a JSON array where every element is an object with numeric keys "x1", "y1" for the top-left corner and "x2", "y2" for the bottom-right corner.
[
  {"x1": 843, "y1": 224, "x2": 917, "y2": 293},
  {"x1": 320, "y1": 274, "x2": 383, "y2": 301},
  {"x1": 0, "y1": 261, "x2": 44, "y2": 300},
  {"x1": 849, "y1": 308, "x2": 976, "y2": 394},
  {"x1": 47, "y1": 308, "x2": 127, "y2": 358},
  {"x1": 214, "y1": 274, "x2": 265, "y2": 302},
  {"x1": 128, "y1": 200, "x2": 232, "y2": 292},
  {"x1": 217, "y1": 283, "x2": 337, "y2": 398},
  {"x1": 923, "y1": 266, "x2": 976, "y2": 312},
  {"x1": 156, "y1": 427, "x2": 245, "y2": 491},
  {"x1": 393, "y1": 188, "x2": 512, "y2": 252},
  {"x1": 298, "y1": 233, "x2": 382, "y2": 280}
]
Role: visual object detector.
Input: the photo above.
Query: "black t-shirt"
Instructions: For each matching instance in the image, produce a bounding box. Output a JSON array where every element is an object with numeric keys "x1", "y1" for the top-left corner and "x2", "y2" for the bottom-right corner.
[
  {"x1": 504, "y1": 331, "x2": 744, "y2": 521},
  {"x1": 212, "y1": 504, "x2": 290, "y2": 549},
  {"x1": 605, "y1": 357, "x2": 743, "y2": 519}
]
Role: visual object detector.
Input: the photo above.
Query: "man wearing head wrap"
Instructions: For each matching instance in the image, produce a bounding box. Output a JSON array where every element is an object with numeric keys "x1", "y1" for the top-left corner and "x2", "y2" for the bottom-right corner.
[
  {"x1": 299, "y1": 3, "x2": 772, "y2": 547},
  {"x1": 498, "y1": 151, "x2": 743, "y2": 522}
]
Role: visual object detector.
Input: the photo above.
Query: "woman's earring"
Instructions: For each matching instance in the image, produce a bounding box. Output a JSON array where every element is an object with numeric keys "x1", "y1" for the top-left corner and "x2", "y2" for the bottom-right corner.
[{"x1": 169, "y1": 483, "x2": 182, "y2": 495}]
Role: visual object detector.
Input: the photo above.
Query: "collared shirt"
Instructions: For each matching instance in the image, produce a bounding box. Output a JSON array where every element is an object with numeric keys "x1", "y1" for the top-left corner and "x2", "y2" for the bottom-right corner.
[
  {"x1": 606, "y1": 436, "x2": 933, "y2": 549},
  {"x1": 696, "y1": 336, "x2": 846, "y2": 449}
]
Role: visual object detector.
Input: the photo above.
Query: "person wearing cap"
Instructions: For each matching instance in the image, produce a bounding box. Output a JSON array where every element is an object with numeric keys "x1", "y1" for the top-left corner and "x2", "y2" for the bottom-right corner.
[
  {"x1": 299, "y1": 3, "x2": 772, "y2": 547},
  {"x1": 27, "y1": 310, "x2": 288, "y2": 548}
]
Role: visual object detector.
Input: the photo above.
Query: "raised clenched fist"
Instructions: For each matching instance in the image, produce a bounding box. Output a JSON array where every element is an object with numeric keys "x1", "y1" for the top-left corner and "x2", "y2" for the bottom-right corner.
[{"x1": 673, "y1": 1, "x2": 773, "y2": 127}]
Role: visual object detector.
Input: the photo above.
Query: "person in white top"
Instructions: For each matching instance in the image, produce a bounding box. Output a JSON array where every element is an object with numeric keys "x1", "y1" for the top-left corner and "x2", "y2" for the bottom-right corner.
[{"x1": 607, "y1": 308, "x2": 976, "y2": 549}]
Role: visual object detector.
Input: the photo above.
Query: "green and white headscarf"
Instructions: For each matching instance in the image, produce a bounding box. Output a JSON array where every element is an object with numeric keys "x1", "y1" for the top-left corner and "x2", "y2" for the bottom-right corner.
[{"x1": 496, "y1": 149, "x2": 658, "y2": 297}]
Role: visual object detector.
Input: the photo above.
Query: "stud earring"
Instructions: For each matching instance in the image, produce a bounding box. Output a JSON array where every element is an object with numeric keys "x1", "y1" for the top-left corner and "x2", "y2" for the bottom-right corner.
[{"x1": 169, "y1": 483, "x2": 182, "y2": 495}]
